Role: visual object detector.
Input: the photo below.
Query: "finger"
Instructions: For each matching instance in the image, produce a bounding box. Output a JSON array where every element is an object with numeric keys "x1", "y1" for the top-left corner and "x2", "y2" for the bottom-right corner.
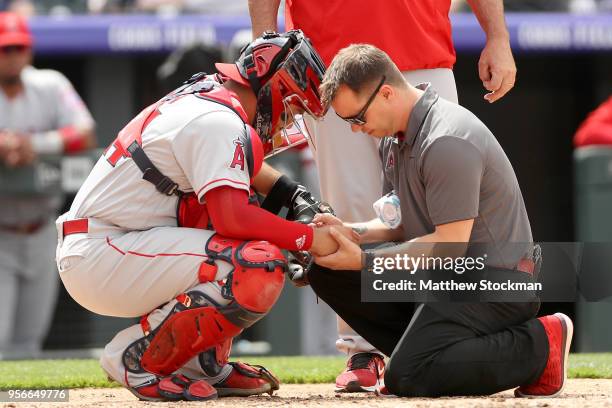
[
  {"x1": 329, "y1": 227, "x2": 355, "y2": 247},
  {"x1": 484, "y1": 78, "x2": 515, "y2": 103},
  {"x1": 483, "y1": 69, "x2": 503, "y2": 93},
  {"x1": 314, "y1": 213, "x2": 340, "y2": 225},
  {"x1": 478, "y1": 58, "x2": 491, "y2": 83}
]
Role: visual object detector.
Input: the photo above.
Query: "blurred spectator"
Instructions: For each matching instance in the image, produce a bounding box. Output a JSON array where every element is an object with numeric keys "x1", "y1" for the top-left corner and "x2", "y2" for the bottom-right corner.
[
  {"x1": 0, "y1": 12, "x2": 95, "y2": 358},
  {"x1": 574, "y1": 96, "x2": 612, "y2": 147}
]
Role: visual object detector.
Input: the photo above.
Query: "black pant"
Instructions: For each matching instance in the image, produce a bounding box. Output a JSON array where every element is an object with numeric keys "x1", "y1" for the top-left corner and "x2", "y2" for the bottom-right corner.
[{"x1": 308, "y1": 265, "x2": 549, "y2": 397}]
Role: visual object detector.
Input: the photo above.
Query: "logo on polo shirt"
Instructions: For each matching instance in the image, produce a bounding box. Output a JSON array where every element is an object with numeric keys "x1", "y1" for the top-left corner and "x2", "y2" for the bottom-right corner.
[{"x1": 386, "y1": 151, "x2": 395, "y2": 169}]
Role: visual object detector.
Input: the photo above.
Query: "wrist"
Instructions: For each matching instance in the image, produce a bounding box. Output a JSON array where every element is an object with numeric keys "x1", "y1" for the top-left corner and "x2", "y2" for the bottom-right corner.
[
  {"x1": 485, "y1": 31, "x2": 510, "y2": 43},
  {"x1": 301, "y1": 224, "x2": 314, "y2": 251}
]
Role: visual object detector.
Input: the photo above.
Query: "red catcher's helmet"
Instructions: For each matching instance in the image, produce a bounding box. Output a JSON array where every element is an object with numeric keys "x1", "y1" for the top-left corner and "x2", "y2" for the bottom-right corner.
[{"x1": 216, "y1": 30, "x2": 325, "y2": 157}]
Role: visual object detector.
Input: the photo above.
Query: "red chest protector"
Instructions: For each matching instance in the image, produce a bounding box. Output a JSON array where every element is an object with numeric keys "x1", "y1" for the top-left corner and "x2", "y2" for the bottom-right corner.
[{"x1": 103, "y1": 73, "x2": 264, "y2": 229}]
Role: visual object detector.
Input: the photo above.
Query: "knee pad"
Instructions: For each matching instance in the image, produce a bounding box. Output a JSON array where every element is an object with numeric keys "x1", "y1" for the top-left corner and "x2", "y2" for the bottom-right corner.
[
  {"x1": 123, "y1": 235, "x2": 287, "y2": 378},
  {"x1": 197, "y1": 338, "x2": 232, "y2": 377},
  {"x1": 123, "y1": 290, "x2": 241, "y2": 377},
  {"x1": 205, "y1": 234, "x2": 287, "y2": 328}
]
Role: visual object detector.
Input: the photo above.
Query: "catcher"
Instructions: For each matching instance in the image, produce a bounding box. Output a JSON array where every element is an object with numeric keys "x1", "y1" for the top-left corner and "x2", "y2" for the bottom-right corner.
[{"x1": 55, "y1": 31, "x2": 348, "y2": 401}]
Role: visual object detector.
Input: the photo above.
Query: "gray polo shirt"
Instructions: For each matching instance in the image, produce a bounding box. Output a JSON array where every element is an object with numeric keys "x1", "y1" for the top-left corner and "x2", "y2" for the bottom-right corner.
[{"x1": 379, "y1": 84, "x2": 532, "y2": 269}]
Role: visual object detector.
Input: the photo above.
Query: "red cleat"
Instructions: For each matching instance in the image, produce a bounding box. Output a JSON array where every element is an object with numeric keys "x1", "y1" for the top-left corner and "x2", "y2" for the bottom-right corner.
[
  {"x1": 214, "y1": 362, "x2": 280, "y2": 397},
  {"x1": 157, "y1": 374, "x2": 218, "y2": 401},
  {"x1": 335, "y1": 352, "x2": 385, "y2": 393},
  {"x1": 127, "y1": 378, "x2": 167, "y2": 402},
  {"x1": 515, "y1": 313, "x2": 573, "y2": 398}
]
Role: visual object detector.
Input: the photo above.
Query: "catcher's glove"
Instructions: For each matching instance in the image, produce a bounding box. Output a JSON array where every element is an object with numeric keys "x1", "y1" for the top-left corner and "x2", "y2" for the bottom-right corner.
[
  {"x1": 286, "y1": 251, "x2": 313, "y2": 287},
  {"x1": 288, "y1": 185, "x2": 335, "y2": 224},
  {"x1": 286, "y1": 187, "x2": 334, "y2": 287}
]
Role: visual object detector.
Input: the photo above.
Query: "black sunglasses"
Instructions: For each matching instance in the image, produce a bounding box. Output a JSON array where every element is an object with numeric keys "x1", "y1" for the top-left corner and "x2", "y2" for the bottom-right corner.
[
  {"x1": 0, "y1": 45, "x2": 28, "y2": 54},
  {"x1": 337, "y1": 75, "x2": 386, "y2": 125}
]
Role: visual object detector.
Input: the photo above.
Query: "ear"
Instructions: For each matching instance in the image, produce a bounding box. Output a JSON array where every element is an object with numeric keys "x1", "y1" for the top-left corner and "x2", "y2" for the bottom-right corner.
[{"x1": 380, "y1": 84, "x2": 394, "y2": 100}]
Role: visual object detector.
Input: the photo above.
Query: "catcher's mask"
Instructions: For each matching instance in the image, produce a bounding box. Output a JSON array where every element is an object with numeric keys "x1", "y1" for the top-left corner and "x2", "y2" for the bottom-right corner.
[{"x1": 216, "y1": 30, "x2": 325, "y2": 157}]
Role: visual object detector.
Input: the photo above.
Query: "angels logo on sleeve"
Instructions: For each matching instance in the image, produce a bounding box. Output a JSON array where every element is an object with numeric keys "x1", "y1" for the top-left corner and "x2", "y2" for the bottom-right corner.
[{"x1": 229, "y1": 139, "x2": 246, "y2": 171}]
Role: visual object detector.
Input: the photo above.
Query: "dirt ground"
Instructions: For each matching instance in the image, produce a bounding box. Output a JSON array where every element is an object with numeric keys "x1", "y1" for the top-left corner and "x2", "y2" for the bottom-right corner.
[{"x1": 3, "y1": 379, "x2": 612, "y2": 408}]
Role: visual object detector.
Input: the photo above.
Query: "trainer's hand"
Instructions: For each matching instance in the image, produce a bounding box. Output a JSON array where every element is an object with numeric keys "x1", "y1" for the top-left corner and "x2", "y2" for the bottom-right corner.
[
  {"x1": 479, "y1": 37, "x2": 516, "y2": 103},
  {"x1": 312, "y1": 213, "x2": 361, "y2": 242},
  {"x1": 310, "y1": 225, "x2": 357, "y2": 257},
  {"x1": 314, "y1": 227, "x2": 363, "y2": 270},
  {"x1": 312, "y1": 213, "x2": 343, "y2": 227}
]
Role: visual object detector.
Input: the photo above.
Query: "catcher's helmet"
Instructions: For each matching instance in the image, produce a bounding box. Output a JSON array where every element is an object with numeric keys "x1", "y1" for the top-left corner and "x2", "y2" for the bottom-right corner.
[{"x1": 216, "y1": 30, "x2": 325, "y2": 157}]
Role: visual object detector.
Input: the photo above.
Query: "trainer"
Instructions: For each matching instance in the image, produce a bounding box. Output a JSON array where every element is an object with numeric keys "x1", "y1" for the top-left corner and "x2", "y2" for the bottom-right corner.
[{"x1": 308, "y1": 44, "x2": 572, "y2": 398}]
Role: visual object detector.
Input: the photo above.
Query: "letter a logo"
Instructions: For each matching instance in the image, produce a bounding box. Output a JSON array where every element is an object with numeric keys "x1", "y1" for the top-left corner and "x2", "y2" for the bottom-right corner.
[{"x1": 230, "y1": 140, "x2": 245, "y2": 171}]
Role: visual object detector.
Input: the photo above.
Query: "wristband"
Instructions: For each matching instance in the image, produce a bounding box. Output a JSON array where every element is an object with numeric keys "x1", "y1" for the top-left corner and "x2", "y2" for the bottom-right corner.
[
  {"x1": 31, "y1": 127, "x2": 86, "y2": 155},
  {"x1": 31, "y1": 131, "x2": 63, "y2": 154},
  {"x1": 260, "y1": 175, "x2": 300, "y2": 215},
  {"x1": 59, "y1": 126, "x2": 87, "y2": 153}
]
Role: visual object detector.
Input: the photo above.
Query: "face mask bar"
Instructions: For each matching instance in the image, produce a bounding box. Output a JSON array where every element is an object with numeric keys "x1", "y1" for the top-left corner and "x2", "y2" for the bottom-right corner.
[{"x1": 265, "y1": 95, "x2": 313, "y2": 158}]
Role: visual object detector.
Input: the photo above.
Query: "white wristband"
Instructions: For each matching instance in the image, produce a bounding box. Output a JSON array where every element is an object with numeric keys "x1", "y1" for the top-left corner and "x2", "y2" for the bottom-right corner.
[{"x1": 31, "y1": 131, "x2": 63, "y2": 155}]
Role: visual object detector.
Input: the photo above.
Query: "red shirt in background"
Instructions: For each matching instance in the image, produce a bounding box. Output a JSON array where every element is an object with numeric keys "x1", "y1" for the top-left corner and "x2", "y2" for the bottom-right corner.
[
  {"x1": 285, "y1": 0, "x2": 456, "y2": 70},
  {"x1": 574, "y1": 96, "x2": 612, "y2": 147}
]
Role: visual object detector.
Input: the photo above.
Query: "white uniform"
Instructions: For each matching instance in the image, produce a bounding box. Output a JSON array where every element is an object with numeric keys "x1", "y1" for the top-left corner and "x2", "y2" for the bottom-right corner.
[
  {"x1": 0, "y1": 66, "x2": 94, "y2": 356},
  {"x1": 305, "y1": 69, "x2": 459, "y2": 356},
  {"x1": 56, "y1": 93, "x2": 254, "y2": 387}
]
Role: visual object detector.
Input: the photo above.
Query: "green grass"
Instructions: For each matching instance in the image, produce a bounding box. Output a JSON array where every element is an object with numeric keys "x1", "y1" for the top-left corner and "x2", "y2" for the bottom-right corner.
[
  {"x1": 569, "y1": 353, "x2": 612, "y2": 378},
  {"x1": 0, "y1": 356, "x2": 346, "y2": 389},
  {"x1": 0, "y1": 354, "x2": 611, "y2": 390}
]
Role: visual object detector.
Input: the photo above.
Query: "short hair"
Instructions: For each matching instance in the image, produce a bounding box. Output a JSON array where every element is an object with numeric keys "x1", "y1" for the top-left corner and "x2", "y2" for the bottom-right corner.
[{"x1": 319, "y1": 44, "x2": 406, "y2": 109}]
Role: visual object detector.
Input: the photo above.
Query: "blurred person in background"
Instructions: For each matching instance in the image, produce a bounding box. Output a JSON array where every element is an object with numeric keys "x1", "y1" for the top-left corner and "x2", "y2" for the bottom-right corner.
[
  {"x1": 574, "y1": 96, "x2": 612, "y2": 147},
  {"x1": 0, "y1": 11, "x2": 95, "y2": 358},
  {"x1": 250, "y1": 0, "x2": 517, "y2": 393}
]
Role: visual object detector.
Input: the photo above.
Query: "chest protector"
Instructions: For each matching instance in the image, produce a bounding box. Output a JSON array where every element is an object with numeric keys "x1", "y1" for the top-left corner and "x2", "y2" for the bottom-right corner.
[{"x1": 105, "y1": 73, "x2": 264, "y2": 229}]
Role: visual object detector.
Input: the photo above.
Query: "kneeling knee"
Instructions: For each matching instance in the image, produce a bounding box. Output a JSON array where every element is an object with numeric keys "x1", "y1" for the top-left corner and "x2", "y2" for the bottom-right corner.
[{"x1": 385, "y1": 360, "x2": 433, "y2": 397}]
